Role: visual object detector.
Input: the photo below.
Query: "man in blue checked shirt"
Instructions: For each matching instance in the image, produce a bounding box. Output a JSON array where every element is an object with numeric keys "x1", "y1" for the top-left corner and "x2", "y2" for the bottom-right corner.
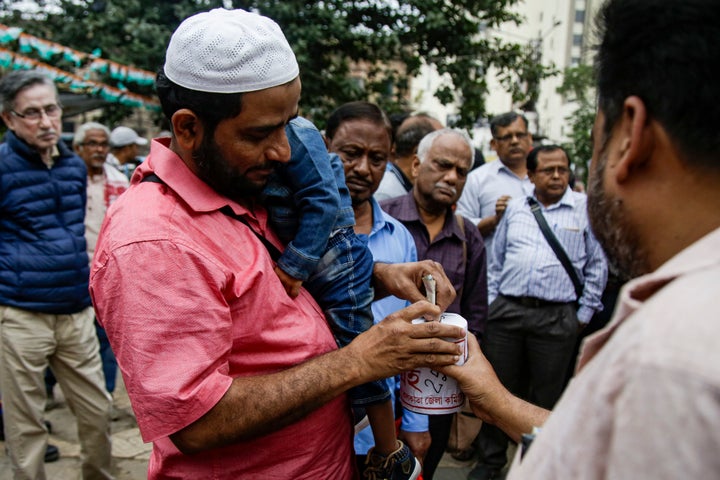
[{"x1": 470, "y1": 145, "x2": 607, "y2": 480}]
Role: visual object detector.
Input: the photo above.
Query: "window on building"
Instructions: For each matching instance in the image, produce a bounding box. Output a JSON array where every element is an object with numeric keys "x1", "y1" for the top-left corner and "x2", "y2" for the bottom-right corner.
[{"x1": 575, "y1": 10, "x2": 586, "y2": 23}]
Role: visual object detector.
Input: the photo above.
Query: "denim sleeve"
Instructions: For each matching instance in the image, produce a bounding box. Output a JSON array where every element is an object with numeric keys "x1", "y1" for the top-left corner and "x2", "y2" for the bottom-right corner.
[{"x1": 276, "y1": 118, "x2": 341, "y2": 281}]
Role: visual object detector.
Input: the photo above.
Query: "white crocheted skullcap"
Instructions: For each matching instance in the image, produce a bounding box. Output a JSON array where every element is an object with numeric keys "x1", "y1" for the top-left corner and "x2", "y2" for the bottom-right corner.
[{"x1": 163, "y1": 8, "x2": 299, "y2": 94}]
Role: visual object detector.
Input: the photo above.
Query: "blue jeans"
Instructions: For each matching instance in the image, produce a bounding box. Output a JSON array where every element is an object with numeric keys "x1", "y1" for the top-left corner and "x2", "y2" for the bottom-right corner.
[{"x1": 304, "y1": 228, "x2": 389, "y2": 406}]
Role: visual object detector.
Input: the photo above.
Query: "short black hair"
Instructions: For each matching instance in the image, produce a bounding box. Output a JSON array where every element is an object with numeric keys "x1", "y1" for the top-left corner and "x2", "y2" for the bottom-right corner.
[
  {"x1": 394, "y1": 118, "x2": 439, "y2": 158},
  {"x1": 389, "y1": 111, "x2": 411, "y2": 141},
  {"x1": 526, "y1": 145, "x2": 570, "y2": 172},
  {"x1": 325, "y1": 101, "x2": 391, "y2": 141},
  {"x1": 489, "y1": 111, "x2": 528, "y2": 137},
  {"x1": 155, "y1": 69, "x2": 243, "y2": 136},
  {"x1": 596, "y1": 0, "x2": 720, "y2": 170}
]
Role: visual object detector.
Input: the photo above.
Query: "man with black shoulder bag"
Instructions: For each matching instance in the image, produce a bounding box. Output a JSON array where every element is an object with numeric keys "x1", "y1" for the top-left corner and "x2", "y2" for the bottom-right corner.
[{"x1": 469, "y1": 145, "x2": 607, "y2": 480}]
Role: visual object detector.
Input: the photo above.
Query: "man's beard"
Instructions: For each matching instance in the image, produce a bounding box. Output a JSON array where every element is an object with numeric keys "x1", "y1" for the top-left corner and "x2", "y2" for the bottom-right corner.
[
  {"x1": 587, "y1": 149, "x2": 650, "y2": 282},
  {"x1": 192, "y1": 135, "x2": 266, "y2": 202}
]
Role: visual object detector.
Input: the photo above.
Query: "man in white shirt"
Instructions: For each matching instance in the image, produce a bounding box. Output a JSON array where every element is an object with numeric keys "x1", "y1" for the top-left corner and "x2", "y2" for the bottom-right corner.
[
  {"x1": 444, "y1": 1, "x2": 720, "y2": 478},
  {"x1": 107, "y1": 125, "x2": 148, "y2": 179},
  {"x1": 456, "y1": 112, "x2": 534, "y2": 251},
  {"x1": 73, "y1": 122, "x2": 130, "y2": 402}
]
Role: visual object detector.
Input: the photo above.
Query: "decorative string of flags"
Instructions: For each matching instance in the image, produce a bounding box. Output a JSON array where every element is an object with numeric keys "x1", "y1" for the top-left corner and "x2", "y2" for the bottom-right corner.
[{"x1": 0, "y1": 23, "x2": 159, "y2": 112}]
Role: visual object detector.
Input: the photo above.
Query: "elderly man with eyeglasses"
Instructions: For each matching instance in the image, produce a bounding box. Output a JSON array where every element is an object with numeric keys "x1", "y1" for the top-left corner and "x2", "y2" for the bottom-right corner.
[
  {"x1": 466, "y1": 144, "x2": 607, "y2": 480},
  {"x1": 0, "y1": 70, "x2": 113, "y2": 480},
  {"x1": 457, "y1": 112, "x2": 535, "y2": 252}
]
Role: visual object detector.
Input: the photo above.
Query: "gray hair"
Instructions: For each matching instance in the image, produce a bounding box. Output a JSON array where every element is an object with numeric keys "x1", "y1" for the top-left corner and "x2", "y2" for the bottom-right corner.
[
  {"x1": 73, "y1": 122, "x2": 111, "y2": 147},
  {"x1": 416, "y1": 128, "x2": 474, "y2": 166},
  {"x1": 0, "y1": 70, "x2": 57, "y2": 113}
]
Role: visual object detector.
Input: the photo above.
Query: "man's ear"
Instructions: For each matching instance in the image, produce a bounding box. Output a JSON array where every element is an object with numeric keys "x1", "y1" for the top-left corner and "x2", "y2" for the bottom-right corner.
[
  {"x1": 489, "y1": 138, "x2": 498, "y2": 153},
  {"x1": 171, "y1": 109, "x2": 204, "y2": 152},
  {"x1": 527, "y1": 170, "x2": 536, "y2": 185},
  {"x1": 613, "y1": 96, "x2": 652, "y2": 184},
  {"x1": 411, "y1": 155, "x2": 421, "y2": 179},
  {"x1": 1, "y1": 112, "x2": 14, "y2": 130}
]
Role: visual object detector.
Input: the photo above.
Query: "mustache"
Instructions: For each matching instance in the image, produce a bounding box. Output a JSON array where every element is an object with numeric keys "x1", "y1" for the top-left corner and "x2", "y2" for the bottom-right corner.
[
  {"x1": 435, "y1": 181, "x2": 457, "y2": 196},
  {"x1": 345, "y1": 174, "x2": 372, "y2": 186},
  {"x1": 248, "y1": 163, "x2": 277, "y2": 172}
]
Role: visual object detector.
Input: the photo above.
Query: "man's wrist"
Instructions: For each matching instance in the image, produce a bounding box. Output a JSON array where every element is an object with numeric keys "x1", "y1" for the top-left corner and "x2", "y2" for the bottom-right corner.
[
  {"x1": 371, "y1": 262, "x2": 390, "y2": 300},
  {"x1": 477, "y1": 216, "x2": 498, "y2": 236}
]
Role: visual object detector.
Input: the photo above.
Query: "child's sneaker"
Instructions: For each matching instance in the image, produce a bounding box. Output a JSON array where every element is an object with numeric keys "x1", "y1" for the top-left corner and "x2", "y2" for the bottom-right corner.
[{"x1": 363, "y1": 440, "x2": 421, "y2": 480}]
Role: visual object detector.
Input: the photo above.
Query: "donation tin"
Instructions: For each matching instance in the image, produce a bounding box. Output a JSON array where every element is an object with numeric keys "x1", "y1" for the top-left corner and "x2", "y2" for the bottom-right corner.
[{"x1": 399, "y1": 312, "x2": 468, "y2": 415}]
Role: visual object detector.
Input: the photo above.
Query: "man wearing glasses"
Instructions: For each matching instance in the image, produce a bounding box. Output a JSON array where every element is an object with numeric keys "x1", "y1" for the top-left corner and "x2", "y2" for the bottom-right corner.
[
  {"x1": 457, "y1": 112, "x2": 535, "y2": 251},
  {"x1": 469, "y1": 145, "x2": 607, "y2": 480},
  {"x1": 0, "y1": 71, "x2": 113, "y2": 479}
]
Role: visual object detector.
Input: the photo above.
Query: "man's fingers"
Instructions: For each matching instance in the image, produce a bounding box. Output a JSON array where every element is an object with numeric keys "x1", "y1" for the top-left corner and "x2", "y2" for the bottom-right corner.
[
  {"x1": 386, "y1": 301, "x2": 465, "y2": 340},
  {"x1": 417, "y1": 260, "x2": 456, "y2": 312},
  {"x1": 390, "y1": 300, "x2": 440, "y2": 324}
]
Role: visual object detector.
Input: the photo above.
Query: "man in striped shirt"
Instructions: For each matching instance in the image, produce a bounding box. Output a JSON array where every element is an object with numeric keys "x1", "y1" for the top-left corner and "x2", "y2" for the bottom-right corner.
[{"x1": 471, "y1": 145, "x2": 607, "y2": 480}]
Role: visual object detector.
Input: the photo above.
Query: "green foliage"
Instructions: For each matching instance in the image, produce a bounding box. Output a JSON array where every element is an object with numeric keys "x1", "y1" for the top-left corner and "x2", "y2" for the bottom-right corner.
[
  {"x1": 556, "y1": 64, "x2": 595, "y2": 182},
  {"x1": 0, "y1": 0, "x2": 555, "y2": 130}
]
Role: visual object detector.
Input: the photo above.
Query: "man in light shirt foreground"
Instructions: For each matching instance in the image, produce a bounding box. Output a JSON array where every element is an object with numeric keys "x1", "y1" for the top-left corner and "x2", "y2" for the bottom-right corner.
[{"x1": 444, "y1": 0, "x2": 720, "y2": 478}]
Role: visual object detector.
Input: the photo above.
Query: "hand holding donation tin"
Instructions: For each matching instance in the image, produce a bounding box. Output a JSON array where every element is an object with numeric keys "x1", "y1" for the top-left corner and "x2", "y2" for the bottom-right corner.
[{"x1": 399, "y1": 275, "x2": 468, "y2": 415}]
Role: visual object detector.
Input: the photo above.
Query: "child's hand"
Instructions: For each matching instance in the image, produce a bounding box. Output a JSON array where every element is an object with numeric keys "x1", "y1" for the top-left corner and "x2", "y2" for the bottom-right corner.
[{"x1": 274, "y1": 266, "x2": 303, "y2": 298}]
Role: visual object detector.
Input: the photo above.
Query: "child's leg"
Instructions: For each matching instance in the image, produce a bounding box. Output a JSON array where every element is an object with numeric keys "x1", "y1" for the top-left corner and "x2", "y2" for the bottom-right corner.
[
  {"x1": 304, "y1": 228, "x2": 375, "y2": 349},
  {"x1": 304, "y1": 231, "x2": 403, "y2": 446},
  {"x1": 365, "y1": 399, "x2": 399, "y2": 455}
]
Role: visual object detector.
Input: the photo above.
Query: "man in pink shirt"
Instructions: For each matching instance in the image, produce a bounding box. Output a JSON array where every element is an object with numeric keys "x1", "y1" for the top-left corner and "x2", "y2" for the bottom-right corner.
[
  {"x1": 89, "y1": 8, "x2": 464, "y2": 480},
  {"x1": 444, "y1": 0, "x2": 720, "y2": 478}
]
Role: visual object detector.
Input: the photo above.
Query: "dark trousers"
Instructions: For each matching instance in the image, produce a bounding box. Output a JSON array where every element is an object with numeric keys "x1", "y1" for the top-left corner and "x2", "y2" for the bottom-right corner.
[
  {"x1": 95, "y1": 321, "x2": 118, "y2": 394},
  {"x1": 422, "y1": 413, "x2": 453, "y2": 479},
  {"x1": 477, "y1": 295, "x2": 578, "y2": 469},
  {"x1": 565, "y1": 277, "x2": 622, "y2": 384}
]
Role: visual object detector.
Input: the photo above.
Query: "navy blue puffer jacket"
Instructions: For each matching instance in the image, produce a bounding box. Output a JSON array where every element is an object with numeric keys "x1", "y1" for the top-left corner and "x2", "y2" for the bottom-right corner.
[{"x1": 0, "y1": 130, "x2": 91, "y2": 314}]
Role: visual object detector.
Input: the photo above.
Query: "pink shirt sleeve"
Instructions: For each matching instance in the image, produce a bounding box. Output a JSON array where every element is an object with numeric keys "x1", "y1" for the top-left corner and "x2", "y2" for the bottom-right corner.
[{"x1": 93, "y1": 238, "x2": 236, "y2": 442}]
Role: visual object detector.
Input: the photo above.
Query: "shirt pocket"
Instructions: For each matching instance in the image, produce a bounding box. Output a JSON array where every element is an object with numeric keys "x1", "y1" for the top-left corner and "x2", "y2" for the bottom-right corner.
[{"x1": 554, "y1": 226, "x2": 585, "y2": 262}]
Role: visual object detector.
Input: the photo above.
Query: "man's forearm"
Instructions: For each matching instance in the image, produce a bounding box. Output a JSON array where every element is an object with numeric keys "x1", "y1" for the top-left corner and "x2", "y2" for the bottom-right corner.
[
  {"x1": 484, "y1": 389, "x2": 551, "y2": 443},
  {"x1": 477, "y1": 216, "x2": 498, "y2": 237},
  {"x1": 170, "y1": 345, "x2": 362, "y2": 453},
  {"x1": 442, "y1": 335, "x2": 550, "y2": 443},
  {"x1": 170, "y1": 302, "x2": 465, "y2": 454}
]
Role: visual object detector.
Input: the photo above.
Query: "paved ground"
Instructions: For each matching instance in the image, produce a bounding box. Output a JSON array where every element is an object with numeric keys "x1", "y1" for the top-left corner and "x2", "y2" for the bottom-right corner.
[{"x1": 0, "y1": 376, "x2": 486, "y2": 479}]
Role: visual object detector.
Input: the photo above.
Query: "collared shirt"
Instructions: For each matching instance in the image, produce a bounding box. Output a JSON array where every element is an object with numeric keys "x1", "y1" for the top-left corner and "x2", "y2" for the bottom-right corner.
[
  {"x1": 355, "y1": 198, "x2": 427, "y2": 454},
  {"x1": 508, "y1": 226, "x2": 720, "y2": 479},
  {"x1": 90, "y1": 138, "x2": 353, "y2": 479},
  {"x1": 380, "y1": 192, "x2": 488, "y2": 334},
  {"x1": 85, "y1": 162, "x2": 129, "y2": 264},
  {"x1": 456, "y1": 159, "x2": 534, "y2": 250},
  {"x1": 106, "y1": 152, "x2": 135, "y2": 179},
  {"x1": 375, "y1": 162, "x2": 413, "y2": 201},
  {"x1": 489, "y1": 188, "x2": 607, "y2": 323}
]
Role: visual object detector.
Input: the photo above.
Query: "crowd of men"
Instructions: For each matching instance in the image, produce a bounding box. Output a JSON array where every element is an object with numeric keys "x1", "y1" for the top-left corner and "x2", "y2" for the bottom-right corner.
[{"x1": 1, "y1": 0, "x2": 718, "y2": 479}]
